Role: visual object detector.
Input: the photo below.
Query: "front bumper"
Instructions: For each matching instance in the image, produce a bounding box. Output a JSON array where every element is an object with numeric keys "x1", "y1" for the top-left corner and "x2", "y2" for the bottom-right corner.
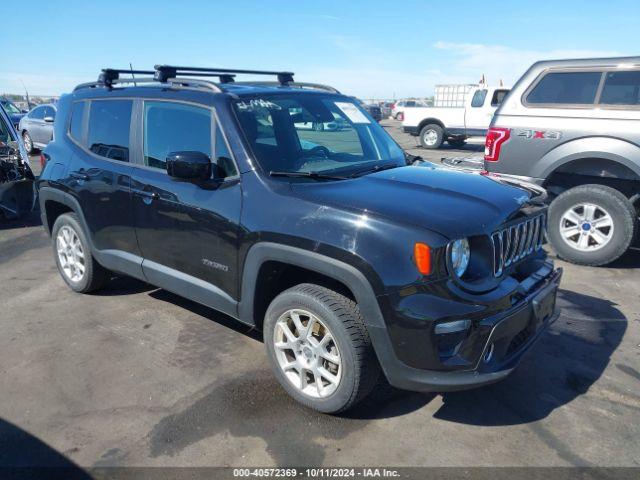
[{"x1": 369, "y1": 264, "x2": 563, "y2": 392}]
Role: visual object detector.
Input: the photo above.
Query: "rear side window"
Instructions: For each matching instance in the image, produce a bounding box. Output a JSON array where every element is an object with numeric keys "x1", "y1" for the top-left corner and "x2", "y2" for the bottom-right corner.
[
  {"x1": 526, "y1": 71, "x2": 602, "y2": 105},
  {"x1": 87, "y1": 100, "x2": 132, "y2": 162},
  {"x1": 491, "y1": 89, "x2": 509, "y2": 107},
  {"x1": 600, "y1": 71, "x2": 640, "y2": 105},
  {"x1": 69, "y1": 102, "x2": 85, "y2": 142},
  {"x1": 143, "y1": 101, "x2": 211, "y2": 170},
  {"x1": 471, "y1": 90, "x2": 487, "y2": 107}
]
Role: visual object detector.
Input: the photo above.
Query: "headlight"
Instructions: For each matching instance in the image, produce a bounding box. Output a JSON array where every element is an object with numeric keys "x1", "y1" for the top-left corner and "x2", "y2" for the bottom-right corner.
[{"x1": 449, "y1": 238, "x2": 470, "y2": 277}]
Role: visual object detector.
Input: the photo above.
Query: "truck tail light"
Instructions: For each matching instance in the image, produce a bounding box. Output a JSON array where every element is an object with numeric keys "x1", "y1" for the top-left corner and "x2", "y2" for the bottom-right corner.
[
  {"x1": 40, "y1": 153, "x2": 47, "y2": 169},
  {"x1": 398, "y1": 112, "x2": 404, "y2": 122},
  {"x1": 413, "y1": 242, "x2": 432, "y2": 275},
  {"x1": 484, "y1": 127, "x2": 510, "y2": 162}
]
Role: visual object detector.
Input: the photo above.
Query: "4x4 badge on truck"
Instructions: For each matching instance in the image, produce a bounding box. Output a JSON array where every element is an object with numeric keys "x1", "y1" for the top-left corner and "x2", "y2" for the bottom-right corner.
[{"x1": 517, "y1": 130, "x2": 562, "y2": 140}]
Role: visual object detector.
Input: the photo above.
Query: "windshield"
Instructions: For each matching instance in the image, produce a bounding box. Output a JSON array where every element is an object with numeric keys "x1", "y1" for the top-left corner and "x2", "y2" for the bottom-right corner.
[
  {"x1": 1, "y1": 100, "x2": 21, "y2": 115},
  {"x1": 233, "y1": 94, "x2": 404, "y2": 176}
]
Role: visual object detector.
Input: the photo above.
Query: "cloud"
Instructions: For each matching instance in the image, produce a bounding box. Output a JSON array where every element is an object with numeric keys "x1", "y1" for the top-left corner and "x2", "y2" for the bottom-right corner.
[{"x1": 434, "y1": 41, "x2": 626, "y2": 86}]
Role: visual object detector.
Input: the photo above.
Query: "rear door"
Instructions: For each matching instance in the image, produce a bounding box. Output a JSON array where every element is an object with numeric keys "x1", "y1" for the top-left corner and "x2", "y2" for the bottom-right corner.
[
  {"x1": 130, "y1": 99, "x2": 242, "y2": 315},
  {"x1": 67, "y1": 98, "x2": 140, "y2": 276}
]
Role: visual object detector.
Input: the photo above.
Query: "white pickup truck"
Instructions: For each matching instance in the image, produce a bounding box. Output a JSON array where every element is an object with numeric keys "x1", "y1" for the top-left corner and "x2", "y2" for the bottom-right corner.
[{"x1": 402, "y1": 85, "x2": 510, "y2": 149}]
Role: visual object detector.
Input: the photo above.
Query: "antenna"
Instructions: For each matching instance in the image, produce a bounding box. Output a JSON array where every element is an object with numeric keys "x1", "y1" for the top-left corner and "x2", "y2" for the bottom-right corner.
[
  {"x1": 20, "y1": 79, "x2": 31, "y2": 109},
  {"x1": 129, "y1": 63, "x2": 137, "y2": 87}
]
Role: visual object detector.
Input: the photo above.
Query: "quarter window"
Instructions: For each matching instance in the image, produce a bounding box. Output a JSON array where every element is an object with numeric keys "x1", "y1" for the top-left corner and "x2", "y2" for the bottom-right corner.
[
  {"x1": 526, "y1": 71, "x2": 602, "y2": 105},
  {"x1": 599, "y1": 71, "x2": 640, "y2": 105},
  {"x1": 143, "y1": 101, "x2": 211, "y2": 170},
  {"x1": 471, "y1": 90, "x2": 487, "y2": 107},
  {"x1": 69, "y1": 102, "x2": 85, "y2": 142},
  {"x1": 87, "y1": 100, "x2": 132, "y2": 162},
  {"x1": 491, "y1": 89, "x2": 509, "y2": 107}
]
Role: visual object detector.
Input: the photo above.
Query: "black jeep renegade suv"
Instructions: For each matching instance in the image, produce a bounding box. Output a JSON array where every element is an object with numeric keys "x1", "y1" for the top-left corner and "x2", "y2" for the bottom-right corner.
[{"x1": 38, "y1": 66, "x2": 562, "y2": 413}]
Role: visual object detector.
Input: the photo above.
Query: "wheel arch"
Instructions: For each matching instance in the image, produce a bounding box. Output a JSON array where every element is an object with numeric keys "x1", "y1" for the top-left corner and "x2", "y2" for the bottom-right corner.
[
  {"x1": 417, "y1": 118, "x2": 446, "y2": 132},
  {"x1": 39, "y1": 187, "x2": 89, "y2": 237},
  {"x1": 238, "y1": 242, "x2": 386, "y2": 332}
]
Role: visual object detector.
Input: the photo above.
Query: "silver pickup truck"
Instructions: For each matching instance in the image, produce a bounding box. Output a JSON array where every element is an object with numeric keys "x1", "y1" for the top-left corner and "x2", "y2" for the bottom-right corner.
[{"x1": 484, "y1": 56, "x2": 640, "y2": 266}]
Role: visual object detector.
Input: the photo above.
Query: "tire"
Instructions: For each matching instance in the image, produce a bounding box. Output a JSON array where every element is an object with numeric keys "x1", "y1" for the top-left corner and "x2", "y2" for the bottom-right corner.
[
  {"x1": 22, "y1": 131, "x2": 34, "y2": 154},
  {"x1": 264, "y1": 283, "x2": 381, "y2": 414},
  {"x1": 447, "y1": 138, "x2": 466, "y2": 148},
  {"x1": 419, "y1": 124, "x2": 444, "y2": 149},
  {"x1": 52, "y1": 213, "x2": 109, "y2": 293},
  {"x1": 547, "y1": 184, "x2": 637, "y2": 266}
]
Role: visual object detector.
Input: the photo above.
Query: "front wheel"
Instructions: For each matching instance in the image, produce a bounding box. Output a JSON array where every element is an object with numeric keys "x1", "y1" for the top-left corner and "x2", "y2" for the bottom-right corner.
[
  {"x1": 419, "y1": 124, "x2": 444, "y2": 149},
  {"x1": 264, "y1": 284, "x2": 380, "y2": 414},
  {"x1": 548, "y1": 184, "x2": 637, "y2": 266},
  {"x1": 22, "y1": 131, "x2": 34, "y2": 154}
]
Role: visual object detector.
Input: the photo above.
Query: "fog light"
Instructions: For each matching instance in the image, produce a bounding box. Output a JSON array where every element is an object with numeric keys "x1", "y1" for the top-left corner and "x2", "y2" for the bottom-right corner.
[
  {"x1": 435, "y1": 319, "x2": 471, "y2": 358},
  {"x1": 434, "y1": 319, "x2": 471, "y2": 335}
]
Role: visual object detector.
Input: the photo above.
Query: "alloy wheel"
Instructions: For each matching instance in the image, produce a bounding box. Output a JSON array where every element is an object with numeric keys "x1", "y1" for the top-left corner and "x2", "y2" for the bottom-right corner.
[
  {"x1": 273, "y1": 309, "x2": 341, "y2": 398},
  {"x1": 559, "y1": 203, "x2": 614, "y2": 252},
  {"x1": 423, "y1": 129, "x2": 438, "y2": 146},
  {"x1": 56, "y1": 225, "x2": 86, "y2": 282}
]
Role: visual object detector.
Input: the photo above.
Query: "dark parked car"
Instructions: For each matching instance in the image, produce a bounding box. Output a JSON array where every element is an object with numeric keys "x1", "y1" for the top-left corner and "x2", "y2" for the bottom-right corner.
[
  {"x1": 19, "y1": 103, "x2": 57, "y2": 153},
  {"x1": 38, "y1": 65, "x2": 561, "y2": 413},
  {"x1": 0, "y1": 97, "x2": 27, "y2": 130},
  {"x1": 0, "y1": 102, "x2": 34, "y2": 219}
]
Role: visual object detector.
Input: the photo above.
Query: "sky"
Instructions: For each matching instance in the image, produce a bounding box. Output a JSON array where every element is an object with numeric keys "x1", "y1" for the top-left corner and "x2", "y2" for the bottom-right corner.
[{"x1": 1, "y1": 0, "x2": 638, "y2": 99}]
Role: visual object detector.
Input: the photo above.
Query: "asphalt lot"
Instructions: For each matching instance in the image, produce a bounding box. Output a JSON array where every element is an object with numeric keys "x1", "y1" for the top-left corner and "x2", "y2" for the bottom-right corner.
[{"x1": 0, "y1": 121, "x2": 638, "y2": 470}]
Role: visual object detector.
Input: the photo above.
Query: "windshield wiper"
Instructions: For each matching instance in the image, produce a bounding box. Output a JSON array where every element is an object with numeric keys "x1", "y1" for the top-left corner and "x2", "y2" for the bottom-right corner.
[
  {"x1": 348, "y1": 163, "x2": 401, "y2": 178},
  {"x1": 269, "y1": 171, "x2": 348, "y2": 180}
]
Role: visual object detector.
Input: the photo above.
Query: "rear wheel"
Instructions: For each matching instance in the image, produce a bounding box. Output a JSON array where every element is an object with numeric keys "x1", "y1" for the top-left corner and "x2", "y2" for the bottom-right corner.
[
  {"x1": 419, "y1": 124, "x2": 444, "y2": 149},
  {"x1": 52, "y1": 213, "x2": 109, "y2": 293},
  {"x1": 264, "y1": 284, "x2": 380, "y2": 414},
  {"x1": 548, "y1": 184, "x2": 637, "y2": 266}
]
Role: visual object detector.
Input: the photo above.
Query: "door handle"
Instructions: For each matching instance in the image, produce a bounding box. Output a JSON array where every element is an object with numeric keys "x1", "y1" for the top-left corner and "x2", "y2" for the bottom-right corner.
[
  {"x1": 132, "y1": 188, "x2": 159, "y2": 200},
  {"x1": 70, "y1": 171, "x2": 90, "y2": 181}
]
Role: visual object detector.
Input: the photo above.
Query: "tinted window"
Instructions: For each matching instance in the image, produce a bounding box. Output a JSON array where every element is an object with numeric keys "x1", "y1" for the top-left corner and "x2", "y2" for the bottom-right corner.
[
  {"x1": 87, "y1": 100, "x2": 132, "y2": 162},
  {"x1": 491, "y1": 89, "x2": 509, "y2": 107},
  {"x1": 405, "y1": 101, "x2": 416, "y2": 107},
  {"x1": 471, "y1": 90, "x2": 487, "y2": 107},
  {"x1": 69, "y1": 102, "x2": 85, "y2": 142},
  {"x1": 43, "y1": 106, "x2": 56, "y2": 120},
  {"x1": 527, "y1": 71, "x2": 602, "y2": 105},
  {"x1": 600, "y1": 71, "x2": 640, "y2": 105},
  {"x1": 144, "y1": 101, "x2": 211, "y2": 170},
  {"x1": 29, "y1": 107, "x2": 45, "y2": 120}
]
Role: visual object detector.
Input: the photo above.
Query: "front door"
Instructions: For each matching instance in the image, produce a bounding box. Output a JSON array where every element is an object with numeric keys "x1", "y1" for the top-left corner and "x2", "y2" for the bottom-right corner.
[{"x1": 131, "y1": 100, "x2": 242, "y2": 316}]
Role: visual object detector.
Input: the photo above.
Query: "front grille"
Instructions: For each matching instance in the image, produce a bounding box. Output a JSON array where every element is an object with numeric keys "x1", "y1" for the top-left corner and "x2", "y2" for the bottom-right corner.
[{"x1": 490, "y1": 213, "x2": 546, "y2": 277}]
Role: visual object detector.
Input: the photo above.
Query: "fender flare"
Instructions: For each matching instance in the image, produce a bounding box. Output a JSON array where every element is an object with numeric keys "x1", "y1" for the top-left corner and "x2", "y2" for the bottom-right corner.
[
  {"x1": 38, "y1": 186, "x2": 90, "y2": 238},
  {"x1": 238, "y1": 242, "x2": 386, "y2": 330},
  {"x1": 537, "y1": 136, "x2": 640, "y2": 180}
]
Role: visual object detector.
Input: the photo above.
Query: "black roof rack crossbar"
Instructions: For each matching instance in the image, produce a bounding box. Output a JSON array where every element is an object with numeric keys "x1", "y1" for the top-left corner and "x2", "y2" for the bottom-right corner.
[
  {"x1": 154, "y1": 65, "x2": 295, "y2": 85},
  {"x1": 99, "y1": 68, "x2": 155, "y2": 87},
  {"x1": 232, "y1": 81, "x2": 341, "y2": 94}
]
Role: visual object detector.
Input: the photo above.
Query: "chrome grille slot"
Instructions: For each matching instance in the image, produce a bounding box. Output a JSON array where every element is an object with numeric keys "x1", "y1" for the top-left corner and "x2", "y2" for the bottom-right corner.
[{"x1": 490, "y1": 213, "x2": 546, "y2": 277}]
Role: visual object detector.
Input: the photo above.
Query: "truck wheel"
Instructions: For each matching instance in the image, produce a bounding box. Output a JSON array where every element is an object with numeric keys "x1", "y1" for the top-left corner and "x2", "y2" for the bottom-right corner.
[
  {"x1": 264, "y1": 283, "x2": 380, "y2": 414},
  {"x1": 447, "y1": 138, "x2": 466, "y2": 148},
  {"x1": 548, "y1": 184, "x2": 637, "y2": 266},
  {"x1": 52, "y1": 213, "x2": 109, "y2": 293},
  {"x1": 419, "y1": 124, "x2": 444, "y2": 149}
]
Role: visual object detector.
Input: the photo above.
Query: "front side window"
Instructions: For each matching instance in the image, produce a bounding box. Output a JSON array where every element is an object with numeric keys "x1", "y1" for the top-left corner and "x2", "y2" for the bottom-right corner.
[
  {"x1": 43, "y1": 106, "x2": 56, "y2": 120},
  {"x1": 87, "y1": 100, "x2": 132, "y2": 162},
  {"x1": 234, "y1": 94, "x2": 404, "y2": 176},
  {"x1": 471, "y1": 90, "x2": 487, "y2": 107},
  {"x1": 29, "y1": 107, "x2": 45, "y2": 120},
  {"x1": 526, "y1": 71, "x2": 602, "y2": 105},
  {"x1": 143, "y1": 101, "x2": 212, "y2": 170},
  {"x1": 599, "y1": 71, "x2": 640, "y2": 105}
]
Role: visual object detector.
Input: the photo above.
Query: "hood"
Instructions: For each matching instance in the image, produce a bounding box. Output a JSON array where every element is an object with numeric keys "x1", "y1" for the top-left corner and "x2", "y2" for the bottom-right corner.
[{"x1": 290, "y1": 165, "x2": 539, "y2": 239}]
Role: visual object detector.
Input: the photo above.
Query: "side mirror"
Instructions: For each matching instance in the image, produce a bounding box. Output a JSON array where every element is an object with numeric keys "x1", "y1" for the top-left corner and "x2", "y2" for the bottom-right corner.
[
  {"x1": 166, "y1": 151, "x2": 211, "y2": 180},
  {"x1": 43, "y1": 116, "x2": 55, "y2": 123}
]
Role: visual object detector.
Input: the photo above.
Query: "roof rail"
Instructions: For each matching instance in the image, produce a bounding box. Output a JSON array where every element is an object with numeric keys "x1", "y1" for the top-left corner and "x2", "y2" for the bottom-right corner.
[
  {"x1": 232, "y1": 81, "x2": 340, "y2": 94},
  {"x1": 154, "y1": 65, "x2": 295, "y2": 86}
]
